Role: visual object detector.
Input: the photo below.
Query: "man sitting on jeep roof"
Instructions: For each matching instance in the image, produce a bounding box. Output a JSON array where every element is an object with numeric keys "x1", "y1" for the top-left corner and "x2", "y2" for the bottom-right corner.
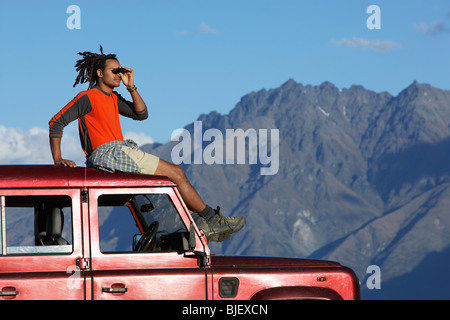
[{"x1": 48, "y1": 45, "x2": 245, "y2": 243}]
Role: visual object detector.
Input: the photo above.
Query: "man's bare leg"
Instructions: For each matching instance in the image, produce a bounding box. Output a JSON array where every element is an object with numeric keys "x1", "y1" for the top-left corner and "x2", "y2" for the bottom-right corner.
[
  {"x1": 153, "y1": 158, "x2": 206, "y2": 213},
  {"x1": 153, "y1": 158, "x2": 246, "y2": 242}
]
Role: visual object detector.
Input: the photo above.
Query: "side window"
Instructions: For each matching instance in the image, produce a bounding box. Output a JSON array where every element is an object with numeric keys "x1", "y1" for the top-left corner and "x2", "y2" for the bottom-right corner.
[
  {"x1": 98, "y1": 199, "x2": 140, "y2": 252},
  {"x1": 0, "y1": 195, "x2": 72, "y2": 255},
  {"x1": 98, "y1": 194, "x2": 188, "y2": 253}
]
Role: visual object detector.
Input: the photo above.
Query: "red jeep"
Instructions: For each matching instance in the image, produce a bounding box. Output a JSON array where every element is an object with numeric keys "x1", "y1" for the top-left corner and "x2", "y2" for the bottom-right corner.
[{"x1": 0, "y1": 165, "x2": 359, "y2": 300}]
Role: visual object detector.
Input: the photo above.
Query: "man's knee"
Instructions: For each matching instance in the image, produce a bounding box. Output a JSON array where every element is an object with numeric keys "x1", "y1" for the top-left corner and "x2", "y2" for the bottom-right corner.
[{"x1": 169, "y1": 163, "x2": 186, "y2": 181}]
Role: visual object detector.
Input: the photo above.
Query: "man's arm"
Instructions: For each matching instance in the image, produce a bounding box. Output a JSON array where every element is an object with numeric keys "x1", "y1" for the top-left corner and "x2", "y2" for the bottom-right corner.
[
  {"x1": 128, "y1": 84, "x2": 146, "y2": 114},
  {"x1": 48, "y1": 92, "x2": 91, "y2": 167},
  {"x1": 117, "y1": 91, "x2": 148, "y2": 120},
  {"x1": 119, "y1": 66, "x2": 148, "y2": 119},
  {"x1": 50, "y1": 136, "x2": 77, "y2": 167}
]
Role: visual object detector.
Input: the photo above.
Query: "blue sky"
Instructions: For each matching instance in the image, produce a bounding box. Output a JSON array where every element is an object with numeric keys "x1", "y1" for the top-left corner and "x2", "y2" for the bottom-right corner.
[{"x1": 0, "y1": 0, "x2": 449, "y2": 165}]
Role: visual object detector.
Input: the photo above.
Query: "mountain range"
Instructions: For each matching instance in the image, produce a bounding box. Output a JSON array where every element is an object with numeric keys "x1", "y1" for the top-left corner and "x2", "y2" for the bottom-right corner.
[{"x1": 141, "y1": 79, "x2": 450, "y2": 299}]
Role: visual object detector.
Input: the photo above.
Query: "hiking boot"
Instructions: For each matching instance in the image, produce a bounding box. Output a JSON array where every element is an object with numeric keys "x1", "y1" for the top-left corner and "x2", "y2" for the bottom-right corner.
[
  {"x1": 191, "y1": 208, "x2": 246, "y2": 243},
  {"x1": 206, "y1": 207, "x2": 246, "y2": 242},
  {"x1": 192, "y1": 213, "x2": 225, "y2": 242},
  {"x1": 192, "y1": 213, "x2": 212, "y2": 237}
]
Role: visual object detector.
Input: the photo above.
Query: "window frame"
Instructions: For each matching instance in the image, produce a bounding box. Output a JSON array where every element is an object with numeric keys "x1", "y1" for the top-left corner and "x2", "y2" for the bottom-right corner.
[{"x1": 88, "y1": 186, "x2": 203, "y2": 270}]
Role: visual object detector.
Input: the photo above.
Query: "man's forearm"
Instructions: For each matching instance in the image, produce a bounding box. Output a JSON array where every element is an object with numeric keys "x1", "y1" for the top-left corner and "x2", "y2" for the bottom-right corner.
[
  {"x1": 49, "y1": 136, "x2": 77, "y2": 167},
  {"x1": 50, "y1": 136, "x2": 63, "y2": 163},
  {"x1": 129, "y1": 88, "x2": 147, "y2": 114}
]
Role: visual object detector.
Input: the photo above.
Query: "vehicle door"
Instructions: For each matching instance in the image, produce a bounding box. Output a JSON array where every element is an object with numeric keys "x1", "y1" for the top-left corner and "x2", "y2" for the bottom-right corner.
[
  {"x1": 88, "y1": 187, "x2": 208, "y2": 300},
  {"x1": 0, "y1": 190, "x2": 85, "y2": 300}
]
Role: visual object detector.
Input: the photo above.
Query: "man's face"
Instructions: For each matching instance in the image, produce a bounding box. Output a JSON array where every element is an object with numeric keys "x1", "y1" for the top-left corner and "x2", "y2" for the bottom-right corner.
[{"x1": 97, "y1": 59, "x2": 121, "y2": 88}]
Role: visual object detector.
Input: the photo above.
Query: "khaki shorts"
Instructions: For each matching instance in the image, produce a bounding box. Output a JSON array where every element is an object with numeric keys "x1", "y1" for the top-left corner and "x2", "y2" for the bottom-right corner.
[{"x1": 121, "y1": 145, "x2": 160, "y2": 175}]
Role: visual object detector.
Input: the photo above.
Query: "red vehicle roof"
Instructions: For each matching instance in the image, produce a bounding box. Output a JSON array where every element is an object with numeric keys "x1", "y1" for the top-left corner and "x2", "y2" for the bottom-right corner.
[{"x1": 0, "y1": 165, "x2": 176, "y2": 189}]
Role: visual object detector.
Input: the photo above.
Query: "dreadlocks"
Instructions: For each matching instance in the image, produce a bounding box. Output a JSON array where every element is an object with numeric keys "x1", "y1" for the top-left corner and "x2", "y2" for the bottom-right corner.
[{"x1": 73, "y1": 45, "x2": 118, "y2": 89}]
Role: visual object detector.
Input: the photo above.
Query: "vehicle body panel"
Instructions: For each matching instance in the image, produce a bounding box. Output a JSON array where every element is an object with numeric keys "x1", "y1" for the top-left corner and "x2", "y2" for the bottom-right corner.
[{"x1": 0, "y1": 165, "x2": 359, "y2": 300}]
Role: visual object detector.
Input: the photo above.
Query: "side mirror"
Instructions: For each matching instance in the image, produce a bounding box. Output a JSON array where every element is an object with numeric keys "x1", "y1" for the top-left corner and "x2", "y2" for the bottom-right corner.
[
  {"x1": 189, "y1": 222, "x2": 196, "y2": 251},
  {"x1": 140, "y1": 203, "x2": 154, "y2": 213},
  {"x1": 188, "y1": 221, "x2": 209, "y2": 267}
]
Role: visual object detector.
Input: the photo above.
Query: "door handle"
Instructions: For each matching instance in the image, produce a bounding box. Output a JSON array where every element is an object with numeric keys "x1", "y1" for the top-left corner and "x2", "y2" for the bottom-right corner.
[
  {"x1": 0, "y1": 287, "x2": 19, "y2": 296},
  {"x1": 102, "y1": 285, "x2": 127, "y2": 293}
]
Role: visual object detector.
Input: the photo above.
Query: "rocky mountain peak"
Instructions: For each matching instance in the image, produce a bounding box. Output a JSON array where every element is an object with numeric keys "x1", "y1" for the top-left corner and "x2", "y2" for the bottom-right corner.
[{"x1": 142, "y1": 79, "x2": 450, "y2": 299}]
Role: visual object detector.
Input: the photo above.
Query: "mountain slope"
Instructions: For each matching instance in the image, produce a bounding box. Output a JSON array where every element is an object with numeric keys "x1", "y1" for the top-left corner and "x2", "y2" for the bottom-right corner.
[{"x1": 141, "y1": 79, "x2": 450, "y2": 299}]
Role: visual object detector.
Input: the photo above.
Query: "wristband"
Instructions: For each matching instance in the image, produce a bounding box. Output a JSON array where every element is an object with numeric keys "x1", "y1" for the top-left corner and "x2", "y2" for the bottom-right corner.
[{"x1": 127, "y1": 85, "x2": 137, "y2": 93}]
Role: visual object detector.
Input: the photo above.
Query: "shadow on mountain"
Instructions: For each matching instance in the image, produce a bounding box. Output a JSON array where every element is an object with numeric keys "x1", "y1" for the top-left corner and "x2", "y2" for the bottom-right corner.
[
  {"x1": 369, "y1": 137, "x2": 450, "y2": 201},
  {"x1": 361, "y1": 245, "x2": 450, "y2": 300}
]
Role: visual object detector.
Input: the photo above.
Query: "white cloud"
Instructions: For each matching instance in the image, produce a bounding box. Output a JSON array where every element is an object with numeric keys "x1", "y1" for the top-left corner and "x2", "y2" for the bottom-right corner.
[
  {"x1": 414, "y1": 21, "x2": 449, "y2": 36},
  {"x1": 174, "y1": 30, "x2": 189, "y2": 36},
  {"x1": 330, "y1": 37, "x2": 402, "y2": 52},
  {"x1": 196, "y1": 22, "x2": 219, "y2": 35},
  {"x1": 124, "y1": 131, "x2": 154, "y2": 146},
  {"x1": 175, "y1": 22, "x2": 219, "y2": 36},
  {"x1": 0, "y1": 124, "x2": 86, "y2": 166},
  {"x1": 0, "y1": 125, "x2": 154, "y2": 168}
]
